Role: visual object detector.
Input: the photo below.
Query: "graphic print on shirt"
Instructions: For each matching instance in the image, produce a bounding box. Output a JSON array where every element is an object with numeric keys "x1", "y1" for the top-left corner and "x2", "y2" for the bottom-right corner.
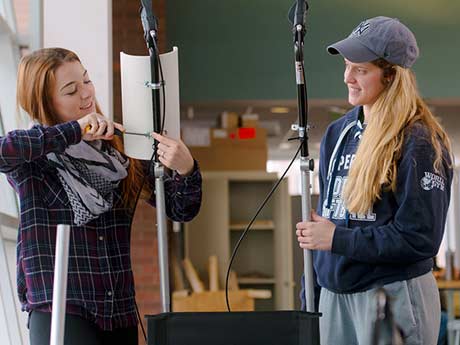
[
  {"x1": 323, "y1": 153, "x2": 377, "y2": 222},
  {"x1": 420, "y1": 172, "x2": 445, "y2": 191}
]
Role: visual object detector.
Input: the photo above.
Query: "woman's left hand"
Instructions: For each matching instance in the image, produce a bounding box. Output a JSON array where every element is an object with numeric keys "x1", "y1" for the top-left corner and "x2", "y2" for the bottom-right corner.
[
  {"x1": 151, "y1": 132, "x2": 195, "y2": 176},
  {"x1": 296, "y1": 211, "x2": 336, "y2": 251}
]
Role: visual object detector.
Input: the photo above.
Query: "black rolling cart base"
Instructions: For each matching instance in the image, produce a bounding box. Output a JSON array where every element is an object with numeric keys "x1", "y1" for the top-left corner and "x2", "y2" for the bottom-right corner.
[{"x1": 146, "y1": 310, "x2": 320, "y2": 345}]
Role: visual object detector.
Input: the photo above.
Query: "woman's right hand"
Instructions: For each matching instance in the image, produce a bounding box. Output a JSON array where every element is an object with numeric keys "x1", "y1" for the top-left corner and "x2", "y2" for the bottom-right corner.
[{"x1": 77, "y1": 113, "x2": 125, "y2": 141}]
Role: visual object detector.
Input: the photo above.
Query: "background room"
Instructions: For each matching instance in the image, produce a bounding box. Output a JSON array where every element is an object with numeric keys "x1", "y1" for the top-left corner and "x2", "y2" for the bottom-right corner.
[{"x1": 0, "y1": 0, "x2": 459, "y2": 344}]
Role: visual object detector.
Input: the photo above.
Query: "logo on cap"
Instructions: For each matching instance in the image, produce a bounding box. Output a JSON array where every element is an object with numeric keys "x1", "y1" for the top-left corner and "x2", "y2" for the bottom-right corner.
[{"x1": 352, "y1": 21, "x2": 370, "y2": 36}]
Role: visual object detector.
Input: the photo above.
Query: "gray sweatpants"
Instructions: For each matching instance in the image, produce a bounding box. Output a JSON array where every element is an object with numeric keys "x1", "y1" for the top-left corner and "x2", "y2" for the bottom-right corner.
[{"x1": 319, "y1": 272, "x2": 440, "y2": 345}]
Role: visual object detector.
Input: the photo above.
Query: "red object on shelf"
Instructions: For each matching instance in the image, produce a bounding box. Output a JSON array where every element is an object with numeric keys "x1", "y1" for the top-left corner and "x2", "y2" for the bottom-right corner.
[{"x1": 238, "y1": 127, "x2": 256, "y2": 139}]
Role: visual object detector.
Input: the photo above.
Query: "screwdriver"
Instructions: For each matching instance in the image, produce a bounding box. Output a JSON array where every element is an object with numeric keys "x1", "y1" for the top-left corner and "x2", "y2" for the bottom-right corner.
[{"x1": 85, "y1": 125, "x2": 152, "y2": 138}]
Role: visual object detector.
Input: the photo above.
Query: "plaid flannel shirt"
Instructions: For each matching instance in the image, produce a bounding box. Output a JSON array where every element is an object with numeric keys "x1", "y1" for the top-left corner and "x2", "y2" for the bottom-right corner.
[{"x1": 0, "y1": 121, "x2": 202, "y2": 330}]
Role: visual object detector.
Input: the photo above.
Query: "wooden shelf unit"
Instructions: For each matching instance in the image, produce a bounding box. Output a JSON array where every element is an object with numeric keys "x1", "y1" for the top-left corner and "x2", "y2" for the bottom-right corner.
[{"x1": 184, "y1": 171, "x2": 294, "y2": 310}]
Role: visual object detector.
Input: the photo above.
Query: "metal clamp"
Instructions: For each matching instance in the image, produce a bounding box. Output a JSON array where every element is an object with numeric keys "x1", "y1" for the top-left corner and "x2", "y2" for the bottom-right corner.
[
  {"x1": 291, "y1": 124, "x2": 307, "y2": 138},
  {"x1": 291, "y1": 123, "x2": 312, "y2": 131},
  {"x1": 154, "y1": 161, "x2": 165, "y2": 178},
  {"x1": 144, "y1": 81, "x2": 164, "y2": 89}
]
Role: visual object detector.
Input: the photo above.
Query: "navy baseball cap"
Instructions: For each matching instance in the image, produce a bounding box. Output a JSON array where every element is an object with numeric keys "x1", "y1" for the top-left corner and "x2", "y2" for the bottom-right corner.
[{"x1": 327, "y1": 16, "x2": 419, "y2": 68}]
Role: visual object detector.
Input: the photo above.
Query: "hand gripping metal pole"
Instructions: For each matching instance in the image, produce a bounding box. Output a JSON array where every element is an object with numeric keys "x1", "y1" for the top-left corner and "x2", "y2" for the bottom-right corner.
[
  {"x1": 50, "y1": 224, "x2": 71, "y2": 345},
  {"x1": 154, "y1": 162, "x2": 170, "y2": 312},
  {"x1": 289, "y1": 0, "x2": 315, "y2": 312},
  {"x1": 300, "y1": 156, "x2": 315, "y2": 312}
]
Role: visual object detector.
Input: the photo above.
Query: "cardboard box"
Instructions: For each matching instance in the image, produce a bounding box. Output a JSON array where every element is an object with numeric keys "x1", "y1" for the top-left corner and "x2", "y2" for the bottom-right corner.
[
  {"x1": 172, "y1": 289, "x2": 271, "y2": 312},
  {"x1": 189, "y1": 128, "x2": 267, "y2": 171},
  {"x1": 173, "y1": 290, "x2": 254, "y2": 312},
  {"x1": 219, "y1": 111, "x2": 239, "y2": 129},
  {"x1": 241, "y1": 113, "x2": 259, "y2": 128}
]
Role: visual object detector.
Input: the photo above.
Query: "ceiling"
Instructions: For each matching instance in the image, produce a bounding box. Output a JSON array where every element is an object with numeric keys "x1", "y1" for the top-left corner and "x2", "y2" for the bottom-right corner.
[{"x1": 181, "y1": 99, "x2": 460, "y2": 163}]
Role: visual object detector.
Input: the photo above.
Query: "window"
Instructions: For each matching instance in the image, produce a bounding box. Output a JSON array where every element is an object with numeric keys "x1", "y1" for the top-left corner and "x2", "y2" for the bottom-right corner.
[{"x1": 0, "y1": 0, "x2": 22, "y2": 218}]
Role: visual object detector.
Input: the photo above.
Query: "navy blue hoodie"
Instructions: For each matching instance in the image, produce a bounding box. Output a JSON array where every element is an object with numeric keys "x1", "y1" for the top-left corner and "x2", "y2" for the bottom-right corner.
[{"x1": 302, "y1": 106, "x2": 452, "y2": 299}]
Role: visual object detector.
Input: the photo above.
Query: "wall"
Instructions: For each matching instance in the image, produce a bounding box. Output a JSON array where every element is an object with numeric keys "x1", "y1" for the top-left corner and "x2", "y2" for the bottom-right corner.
[
  {"x1": 166, "y1": 0, "x2": 460, "y2": 102},
  {"x1": 43, "y1": 0, "x2": 113, "y2": 117}
]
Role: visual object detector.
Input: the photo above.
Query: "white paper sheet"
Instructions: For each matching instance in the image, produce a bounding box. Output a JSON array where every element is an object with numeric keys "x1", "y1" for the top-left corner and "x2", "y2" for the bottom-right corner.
[{"x1": 120, "y1": 47, "x2": 180, "y2": 160}]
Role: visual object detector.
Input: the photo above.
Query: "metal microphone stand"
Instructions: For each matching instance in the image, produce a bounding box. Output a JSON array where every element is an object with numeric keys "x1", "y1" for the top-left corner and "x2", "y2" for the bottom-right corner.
[
  {"x1": 140, "y1": 0, "x2": 170, "y2": 313},
  {"x1": 291, "y1": 0, "x2": 316, "y2": 313},
  {"x1": 143, "y1": 3, "x2": 322, "y2": 344}
]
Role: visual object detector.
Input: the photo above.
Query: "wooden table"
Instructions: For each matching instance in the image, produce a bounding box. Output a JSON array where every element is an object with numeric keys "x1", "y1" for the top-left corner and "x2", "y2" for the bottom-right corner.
[{"x1": 437, "y1": 280, "x2": 460, "y2": 345}]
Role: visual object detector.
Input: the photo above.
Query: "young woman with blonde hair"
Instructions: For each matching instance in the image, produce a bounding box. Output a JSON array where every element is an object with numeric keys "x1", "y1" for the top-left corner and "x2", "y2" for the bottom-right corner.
[
  {"x1": 296, "y1": 17, "x2": 452, "y2": 344},
  {"x1": 0, "y1": 48, "x2": 202, "y2": 345}
]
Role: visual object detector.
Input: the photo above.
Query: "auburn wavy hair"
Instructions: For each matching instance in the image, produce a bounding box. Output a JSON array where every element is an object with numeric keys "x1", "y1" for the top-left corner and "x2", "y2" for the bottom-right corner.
[
  {"x1": 343, "y1": 58, "x2": 452, "y2": 214},
  {"x1": 16, "y1": 47, "x2": 149, "y2": 208}
]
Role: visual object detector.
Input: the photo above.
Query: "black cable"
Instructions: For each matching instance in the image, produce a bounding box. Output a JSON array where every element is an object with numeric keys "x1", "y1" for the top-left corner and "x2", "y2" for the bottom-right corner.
[
  {"x1": 225, "y1": 2, "x2": 310, "y2": 314},
  {"x1": 152, "y1": 37, "x2": 166, "y2": 134},
  {"x1": 135, "y1": 294, "x2": 148, "y2": 342},
  {"x1": 225, "y1": 140, "x2": 304, "y2": 311}
]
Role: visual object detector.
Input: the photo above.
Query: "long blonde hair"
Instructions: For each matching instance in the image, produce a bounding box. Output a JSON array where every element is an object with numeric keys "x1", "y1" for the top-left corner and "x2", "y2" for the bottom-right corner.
[
  {"x1": 343, "y1": 59, "x2": 452, "y2": 214},
  {"x1": 16, "y1": 48, "x2": 149, "y2": 208}
]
